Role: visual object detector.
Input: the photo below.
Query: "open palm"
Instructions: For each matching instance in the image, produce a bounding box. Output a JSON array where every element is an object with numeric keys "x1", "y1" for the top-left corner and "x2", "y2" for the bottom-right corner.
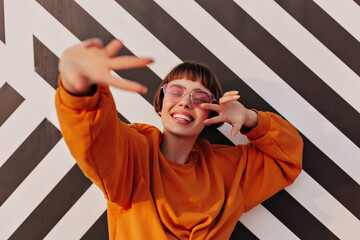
[{"x1": 59, "y1": 38, "x2": 153, "y2": 96}]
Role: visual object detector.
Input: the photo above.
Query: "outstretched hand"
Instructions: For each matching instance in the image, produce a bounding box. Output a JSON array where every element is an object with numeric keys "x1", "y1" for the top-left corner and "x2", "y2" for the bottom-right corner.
[
  {"x1": 59, "y1": 38, "x2": 153, "y2": 96},
  {"x1": 201, "y1": 91, "x2": 258, "y2": 136}
]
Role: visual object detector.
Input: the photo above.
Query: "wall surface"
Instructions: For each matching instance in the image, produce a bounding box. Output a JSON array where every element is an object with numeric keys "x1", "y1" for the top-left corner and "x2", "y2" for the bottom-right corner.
[{"x1": 0, "y1": 0, "x2": 359, "y2": 239}]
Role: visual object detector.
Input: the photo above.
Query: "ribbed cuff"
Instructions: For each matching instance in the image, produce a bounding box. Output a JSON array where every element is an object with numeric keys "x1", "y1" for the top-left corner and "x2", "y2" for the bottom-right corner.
[
  {"x1": 241, "y1": 110, "x2": 271, "y2": 140},
  {"x1": 57, "y1": 75, "x2": 100, "y2": 110}
]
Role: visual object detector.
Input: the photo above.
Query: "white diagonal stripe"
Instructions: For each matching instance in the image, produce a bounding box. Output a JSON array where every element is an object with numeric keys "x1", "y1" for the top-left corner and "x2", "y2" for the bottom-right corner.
[
  {"x1": 44, "y1": 184, "x2": 107, "y2": 240},
  {"x1": 110, "y1": 86, "x2": 163, "y2": 130},
  {"x1": 0, "y1": 41, "x2": 7, "y2": 88},
  {"x1": 0, "y1": 140, "x2": 74, "y2": 240},
  {"x1": 312, "y1": 0, "x2": 360, "y2": 42},
  {"x1": 0, "y1": 100, "x2": 43, "y2": 167},
  {"x1": 286, "y1": 171, "x2": 360, "y2": 240},
  {"x1": 240, "y1": 204, "x2": 300, "y2": 240},
  {"x1": 234, "y1": 0, "x2": 360, "y2": 112}
]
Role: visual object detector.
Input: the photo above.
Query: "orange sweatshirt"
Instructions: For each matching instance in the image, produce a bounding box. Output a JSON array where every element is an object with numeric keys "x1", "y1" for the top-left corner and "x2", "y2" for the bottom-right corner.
[{"x1": 55, "y1": 79, "x2": 303, "y2": 240}]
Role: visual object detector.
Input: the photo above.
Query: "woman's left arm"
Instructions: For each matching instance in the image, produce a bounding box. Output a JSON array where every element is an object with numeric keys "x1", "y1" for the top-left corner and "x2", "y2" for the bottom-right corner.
[{"x1": 201, "y1": 91, "x2": 303, "y2": 211}]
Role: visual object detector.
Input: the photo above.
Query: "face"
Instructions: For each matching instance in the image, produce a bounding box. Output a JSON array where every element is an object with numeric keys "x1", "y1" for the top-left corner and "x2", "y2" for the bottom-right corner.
[{"x1": 159, "y1": 79, "x2": 212, "y2": 139}]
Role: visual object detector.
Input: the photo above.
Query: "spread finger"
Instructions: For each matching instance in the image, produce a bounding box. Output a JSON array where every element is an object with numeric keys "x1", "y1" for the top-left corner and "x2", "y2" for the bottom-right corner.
[
  {"x1": 204, "y1": 116, "x2": 223, "y2": 126},
  {"x1": 199, "y1": 103, "x2": 221, "y2": 112},
  {"x1": 104, "y1": 39, "x2": 123, "y2": 57},
  {"x1": 219, "y1": 95, "x2": 240, "y2": 105},
  {"x1": 107, "y1": 75, "x2": 148, "y2": 94},
  {"x1": 109, "y1": 56, "x2": 153, "y2": 70},
  {"x1": 222, "y1": 91, "x2": 239, "y2": 97},
  {"x1": 83, "y1": 38, "x2": 103, "y2": 48}
]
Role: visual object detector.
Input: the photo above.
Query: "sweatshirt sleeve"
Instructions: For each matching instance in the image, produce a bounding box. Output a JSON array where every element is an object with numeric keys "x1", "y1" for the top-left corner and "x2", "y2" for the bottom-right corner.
[
  {"x1": 55, "y1": 76, "x2": 147, "y2": 207},
  {"x1": 239, "y1": 111, "x2": 303, "y2": 212}
]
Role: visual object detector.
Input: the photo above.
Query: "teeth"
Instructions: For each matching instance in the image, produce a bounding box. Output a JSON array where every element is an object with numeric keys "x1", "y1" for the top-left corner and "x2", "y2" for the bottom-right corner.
[{"x1": 173, "y1": 114, "x2": 192, "y2": 122}]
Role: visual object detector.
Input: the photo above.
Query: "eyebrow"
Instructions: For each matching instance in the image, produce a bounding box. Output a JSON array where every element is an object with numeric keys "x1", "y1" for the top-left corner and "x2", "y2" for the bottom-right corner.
[{"x1": 170, "y1": 83, "x2": 209, "y2": 92}]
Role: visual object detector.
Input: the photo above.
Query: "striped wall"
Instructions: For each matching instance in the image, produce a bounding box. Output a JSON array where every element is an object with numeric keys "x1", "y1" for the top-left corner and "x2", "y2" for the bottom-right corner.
[{"x1": 0, "y1": 0, "x2": 359, "y2": 239}]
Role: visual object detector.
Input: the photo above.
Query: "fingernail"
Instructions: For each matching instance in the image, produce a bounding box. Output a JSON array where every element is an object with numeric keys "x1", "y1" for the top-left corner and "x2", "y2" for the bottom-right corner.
[{"x1": 115, "y1": 39, "x2": 123, "y2": 45}]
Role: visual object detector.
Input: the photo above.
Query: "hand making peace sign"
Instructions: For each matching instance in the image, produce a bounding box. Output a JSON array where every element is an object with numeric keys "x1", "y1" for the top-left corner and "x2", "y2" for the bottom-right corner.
[{"x1": 59, "y1": 38, "x2": 153, "y2": 96}]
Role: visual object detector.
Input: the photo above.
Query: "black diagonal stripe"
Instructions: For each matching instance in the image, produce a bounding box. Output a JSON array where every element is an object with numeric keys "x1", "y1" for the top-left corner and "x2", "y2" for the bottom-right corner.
[
  {"x1": 196, "y1": 0, "x2": 360, "y2": 148},
  {"x1": 229, "y1": 221, "x2": 259, "y2": 240},
  {"x1": 36, "y1": 0, "x2": 161, "y2": 104},
  {"x1": 302, "y1": 138, "x2": 360, "y2": 219},
  {"x1": 0, "y1": 82, "x2": 24, "y2": 127},
  {"x1": 116, "y1": 0, "x2": 360, "y2": 222},
  {"x1": 355, "y1": 0, "x2": 360, "y2": 7},
  {"x1": 274, "y1": 0, "x2": 360, "y2": 77},
  {"x1": 80, "y1": 211, "x2": 108, "y2": 240},
  {"x1": 0, "y1": 119, "x2": 62, "y2": 206},
  {"x1": 0, "y1": 0, "x2": 5, "y2": 44},
  {"x1": 199, "y1": 127, "x2": 233, "y2": 146},
  {"x1": 33, "y1": 36, "x2": 59, "y2": 89},
  {"x1": 117, "y1": 111, "x2": 130, "y2": 124},
  {"x1": 9, "y1": 164, "x2": 92, "y2": 240},
  {"x1": 263, "y1": 190, "x2": 339, "y2": 240}
]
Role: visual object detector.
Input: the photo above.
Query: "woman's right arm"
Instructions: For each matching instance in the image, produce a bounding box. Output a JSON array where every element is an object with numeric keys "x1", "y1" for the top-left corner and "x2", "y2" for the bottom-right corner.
[{"x1": 55, "y1": 39, "x2": 153, "y2": 206}]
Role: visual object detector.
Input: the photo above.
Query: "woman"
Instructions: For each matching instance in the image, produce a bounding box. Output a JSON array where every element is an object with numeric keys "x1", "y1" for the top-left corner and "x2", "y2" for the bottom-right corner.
[{"x1": 55, "y1": 38, "x2": 303, "y2": 239}]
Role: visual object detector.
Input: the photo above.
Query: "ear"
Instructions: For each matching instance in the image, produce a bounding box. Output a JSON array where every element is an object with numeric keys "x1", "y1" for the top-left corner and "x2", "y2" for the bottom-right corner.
[{"x1": 158, "y1": 111, "x2": 162, "y2": 116}]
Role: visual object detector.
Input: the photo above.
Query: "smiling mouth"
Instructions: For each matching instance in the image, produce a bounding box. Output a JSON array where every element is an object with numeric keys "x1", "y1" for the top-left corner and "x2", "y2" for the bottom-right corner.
[{"x1": 172, "y1": 113, "x2": 194, "y2": 122}]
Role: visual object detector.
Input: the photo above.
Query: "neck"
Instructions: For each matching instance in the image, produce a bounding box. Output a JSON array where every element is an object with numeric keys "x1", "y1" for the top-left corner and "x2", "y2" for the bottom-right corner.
[{"x1": 160, "y1": 131, "x2": 197, "y2": 164}]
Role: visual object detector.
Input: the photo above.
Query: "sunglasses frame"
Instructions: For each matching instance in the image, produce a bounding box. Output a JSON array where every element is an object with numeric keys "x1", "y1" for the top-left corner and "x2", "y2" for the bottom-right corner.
[{"x1": 162, "y1": 83, "x2": 215, "y2": 107}]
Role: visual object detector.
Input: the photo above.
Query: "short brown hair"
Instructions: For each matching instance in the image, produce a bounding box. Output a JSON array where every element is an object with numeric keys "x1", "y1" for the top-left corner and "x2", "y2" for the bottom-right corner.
[{"x1": 153, "y1": 61, "x2": 224, "y2": 129}]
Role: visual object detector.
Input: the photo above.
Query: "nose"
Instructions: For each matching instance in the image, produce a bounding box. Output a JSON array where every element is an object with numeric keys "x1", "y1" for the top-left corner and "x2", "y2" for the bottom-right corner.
[{"x1": 178, "y1": 93, "x2": 193, "y2": 109}]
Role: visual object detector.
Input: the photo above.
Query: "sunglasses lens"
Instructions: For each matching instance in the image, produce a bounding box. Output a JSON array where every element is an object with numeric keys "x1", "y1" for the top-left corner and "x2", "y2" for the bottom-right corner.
[
  {"x1": 163, "y1": 84, "x2": 213, "y2": 107},
  {"x1": 192, "y1": 90, "x2": 213, "y2": 107},
  {"x1": 164, "y1": 84, "x2": 185, "y2": 102}
]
